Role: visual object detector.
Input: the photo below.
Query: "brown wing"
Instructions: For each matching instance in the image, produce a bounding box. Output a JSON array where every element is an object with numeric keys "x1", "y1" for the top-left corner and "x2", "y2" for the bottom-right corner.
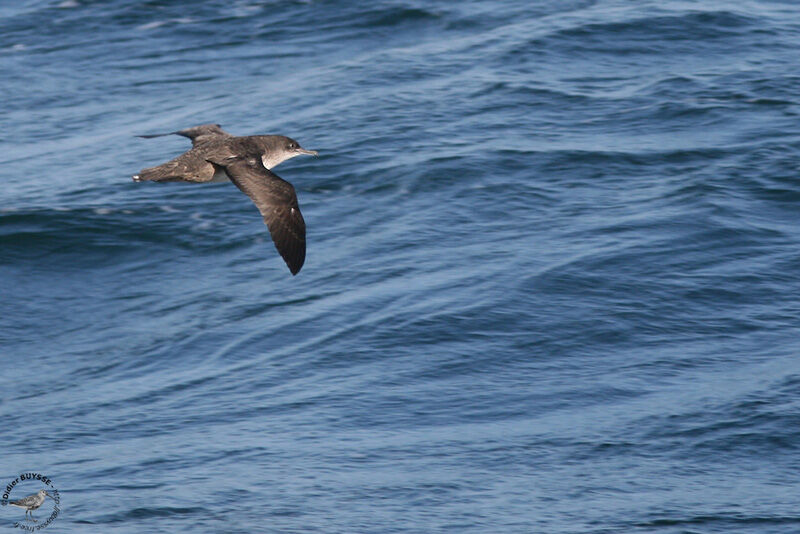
[
  {"x1": 138, "y1": 123, "x2": 233, "y2": 147},
  {"x1": 222, "y1": 157, "x2": 306, "y2": 275},
  {"x1": 133, "y1": 150, "x2": 216, "y2": 182},
  {"x1": 133, "y1": 137, "x2": 247, "y2": 183}
]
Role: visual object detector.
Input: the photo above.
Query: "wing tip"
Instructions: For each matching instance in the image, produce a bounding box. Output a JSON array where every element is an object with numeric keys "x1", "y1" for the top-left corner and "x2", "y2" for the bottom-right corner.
[
  {"x1": 136, "y1": 133, "x2": 173, "y2": 139},
  {"x1": 287, "y1": 255, "x2": 304, "y2": 275}
]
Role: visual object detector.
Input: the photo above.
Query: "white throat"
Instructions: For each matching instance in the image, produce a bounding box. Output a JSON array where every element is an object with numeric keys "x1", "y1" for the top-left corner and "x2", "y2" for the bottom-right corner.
[
  {"x1": 261, "y1": 151, "x2": 296, "y2": 170},
  {"x1": 209, "y1": 152, "x2": 296, "y2": 183}
]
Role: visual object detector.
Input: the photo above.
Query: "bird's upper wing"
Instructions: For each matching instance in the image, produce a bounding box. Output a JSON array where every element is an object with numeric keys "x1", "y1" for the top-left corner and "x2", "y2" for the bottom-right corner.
[
  {"x1": 221, "y1": 157, "x2": 306, "y2": 275},
  {"x1": 134, "y1": 149, "x2": 217, "y2": 182},
  {"x1": 138, "y1": 123, "x2": 233, "y2": 147},
  {"x1": 135, "y1": 137, "x2": 256, "y2": 183}
]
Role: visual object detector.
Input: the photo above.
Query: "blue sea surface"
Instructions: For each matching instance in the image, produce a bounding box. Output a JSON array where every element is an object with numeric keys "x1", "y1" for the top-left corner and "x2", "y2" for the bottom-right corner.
[{"x1": 2, "y1": 0, "x2": 800, "y2": 532}]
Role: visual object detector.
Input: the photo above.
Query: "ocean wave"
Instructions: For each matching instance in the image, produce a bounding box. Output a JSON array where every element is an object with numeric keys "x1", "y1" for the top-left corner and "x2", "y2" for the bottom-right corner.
[
  {"x1": 551, "y1": 10, "x2": 759, "y2": 42},
  {"x1": 0, "y1": 206, "x2": 258, "y2": 263}
]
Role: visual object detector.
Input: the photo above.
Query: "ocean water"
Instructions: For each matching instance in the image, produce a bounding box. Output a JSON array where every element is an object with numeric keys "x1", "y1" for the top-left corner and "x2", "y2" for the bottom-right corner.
[{"x1": 2, "y1": 0, "x2": 800, "y2": 531}]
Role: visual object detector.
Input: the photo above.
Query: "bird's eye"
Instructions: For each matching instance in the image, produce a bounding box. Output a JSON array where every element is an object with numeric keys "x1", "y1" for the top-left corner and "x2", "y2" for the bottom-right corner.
[{"x1": 288, "y1": 143, "x2": 296, "y2": 149}]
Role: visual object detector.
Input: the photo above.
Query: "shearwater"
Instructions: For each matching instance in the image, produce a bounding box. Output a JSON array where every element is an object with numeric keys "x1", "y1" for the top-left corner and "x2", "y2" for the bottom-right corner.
[{"x1": 133, "y1": 124, "x2": 317, "y2": 275}]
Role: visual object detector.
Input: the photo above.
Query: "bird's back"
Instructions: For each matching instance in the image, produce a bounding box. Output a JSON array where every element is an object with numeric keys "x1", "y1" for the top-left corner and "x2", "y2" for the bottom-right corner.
[{"x1": 134, "y1": 137, "x2": 258, "y2": 183}]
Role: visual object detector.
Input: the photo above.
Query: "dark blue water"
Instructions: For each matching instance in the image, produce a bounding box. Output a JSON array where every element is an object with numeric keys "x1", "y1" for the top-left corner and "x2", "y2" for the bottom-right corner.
[{"x1": 3, "y1": 0, "x2": 800, "y2": 531}]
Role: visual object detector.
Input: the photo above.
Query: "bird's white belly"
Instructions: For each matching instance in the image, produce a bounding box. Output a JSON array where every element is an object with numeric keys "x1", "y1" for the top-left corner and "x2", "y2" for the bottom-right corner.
[{"x1": 210, "y1": 168, "x2": 231, "y2": 183}]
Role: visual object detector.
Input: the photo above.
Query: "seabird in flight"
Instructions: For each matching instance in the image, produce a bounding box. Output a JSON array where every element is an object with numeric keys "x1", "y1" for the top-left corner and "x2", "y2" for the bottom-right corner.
[{"x1": 132, "y1": 124, "x2": 317, "y2": 275}]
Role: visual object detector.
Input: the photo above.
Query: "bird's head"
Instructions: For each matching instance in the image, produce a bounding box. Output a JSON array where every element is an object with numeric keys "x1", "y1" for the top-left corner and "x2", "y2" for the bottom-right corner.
[
  {"x1": 39, "y1": 490, "x2": 52, "y2": 499},
  {"x1": 257, "y1": 135, "x2": 317, "y2": 170}
]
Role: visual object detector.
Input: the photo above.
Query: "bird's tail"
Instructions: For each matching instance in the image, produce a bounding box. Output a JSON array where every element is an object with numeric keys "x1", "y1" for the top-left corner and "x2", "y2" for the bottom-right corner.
[
  {"x1": 132, "y1": 166, "x2": 157, "y2": 182},
  {"x1": 132, "y1": 163, "x2": 182, "y2": 182}
]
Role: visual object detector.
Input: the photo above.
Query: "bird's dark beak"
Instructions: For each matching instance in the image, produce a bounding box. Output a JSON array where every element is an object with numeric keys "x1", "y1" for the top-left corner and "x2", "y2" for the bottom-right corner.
[{"x1": 297, "y1": 148, "x2": 318, "y2": 156}]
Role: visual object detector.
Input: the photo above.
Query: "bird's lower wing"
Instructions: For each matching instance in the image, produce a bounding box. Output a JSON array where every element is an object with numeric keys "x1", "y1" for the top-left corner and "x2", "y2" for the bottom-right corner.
[{"x1": 222, "y1": 158, "x2": 306, "y2": 275}]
